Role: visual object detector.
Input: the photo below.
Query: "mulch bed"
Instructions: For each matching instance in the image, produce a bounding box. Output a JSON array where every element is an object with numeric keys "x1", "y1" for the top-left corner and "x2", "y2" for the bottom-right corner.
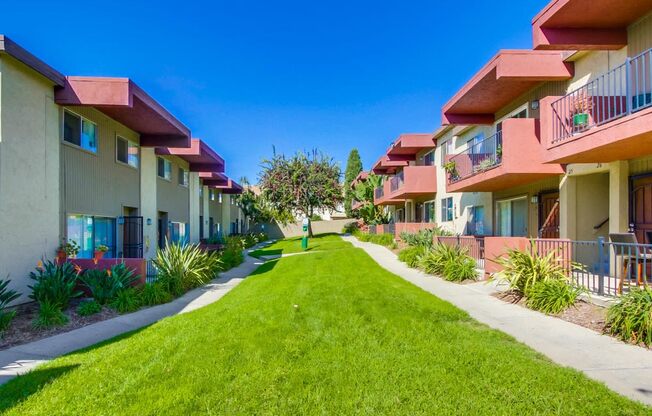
[
  {"x1": 494, "y1": 291, "x2": 607, "y2": 333},
  {"x1": 0, "y1": 298, "x2": 118, "y2": 351}
]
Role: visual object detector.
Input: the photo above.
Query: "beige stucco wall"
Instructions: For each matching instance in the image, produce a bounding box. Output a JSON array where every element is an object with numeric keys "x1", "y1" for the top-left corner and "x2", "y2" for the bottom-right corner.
[
  {"x1": 140, "y1": 147, "x2": 158, "y2": 259},
  {"x1": 0, "y1": 56, "x2": 60, "y2": 302},
  {"x1": 434, "y1": 127, "x2": 493, "y2": 235},
  {"x1": 189, "y1": 172, "x2": 200, "y2": 243},
  {"x1": 156, "y1": 155, "x2": 190, "y2": 224},
  {"x1": 207, "y1": 189, "x2": 224, "y2": 236}
]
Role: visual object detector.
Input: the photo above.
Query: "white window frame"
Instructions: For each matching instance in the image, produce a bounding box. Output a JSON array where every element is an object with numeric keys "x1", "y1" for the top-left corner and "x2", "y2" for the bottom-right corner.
[
  {"x1": 423, "y1": 150, "x2": 435, "y2": 166},
  {"x1": 62, "y1": 109, "x2": 98, "y2": 154},
  {"x1": 441, "y1": 197, "x2": 454, "y2": 222},
  {"x1": 115, "y1": 135, "x2": 139, "y2": 169},
  {"x1": 178, "y1": 167, "x2": 189, "y2": 187}
]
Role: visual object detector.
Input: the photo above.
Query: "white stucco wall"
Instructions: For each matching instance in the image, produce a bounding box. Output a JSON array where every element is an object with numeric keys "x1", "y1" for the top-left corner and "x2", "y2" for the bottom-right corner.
[{"x1": 0, "y1": 56, "x2": 60, "y2": 302}]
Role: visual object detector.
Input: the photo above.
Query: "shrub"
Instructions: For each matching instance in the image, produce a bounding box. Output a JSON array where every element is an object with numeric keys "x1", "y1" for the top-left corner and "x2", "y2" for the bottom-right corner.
[
  {"x1": 355, "y1": 232, "x2": 395, "y2": 248},
  {"x1": 155, "y1": 241, "x2": 223, "y2": 295},
  {"x1": 139, "y1": 283, "x2": 173, "y2": 306},
  {"x1": 342, "y1": 221, "x2": 359, "y2": 234},
  {"x1": 419, "y1": 243, "x2": 461, "y2": 275},
  {"x1": 442, "y1": 254, "x2": 478, "y2": 282},
  {"x1": 526, "y1": 280, "x2": 582, "y2": 314},
  {"x1": 495, "y1": 242, "x2": 575, "y2": 296},
  {"x1": 29, "y1": 260, "x2": 82, "y2": 309},
  {"x1": 220, "y1": 237, "x2": 245, "y2": 270},
  {"x1": 79, "y1": 264, "x2": 140, "y2": 305},
  {"x1": 400, "y1": 227, "x2": 454, "y2": 249},
  {"x1": 0, "y1": 277, "x2": 20, "y2": 335},
  {"x1": 77, "y1": 299, "x2": 102, "y2": 316},
  {"x1": 398, "y1": 246, "x2": 428, "y2": 268},
  {"x1": 110, "y1": 288, "x2": 141, "y2": 314},
  {"x1": 606, "y1": 287, "x2": 652, "y2": 346},
  {"x1": 33, "y1": 300, "x2": 68, "y2": 329}
]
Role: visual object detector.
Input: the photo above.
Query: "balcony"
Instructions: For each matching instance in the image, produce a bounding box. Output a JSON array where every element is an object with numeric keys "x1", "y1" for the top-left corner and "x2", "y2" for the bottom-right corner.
[
  {"x1": 374, "y1": 179, "x2": 405, "y2": 206},
  {"x1": 446, "y1": 119, "x2": 564, "y2": 192},
  {"x1": 543, "y1": 48, "x2": 652, "y2": 164},
  {"x1": 384, "y1": 165, "x2": 437, "y2": 199}
]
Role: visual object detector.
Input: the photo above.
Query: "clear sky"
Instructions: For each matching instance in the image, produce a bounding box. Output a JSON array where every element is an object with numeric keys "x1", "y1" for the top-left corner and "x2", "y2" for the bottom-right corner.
[{"x1": 1, "y1": 0, "x2": 548, "y2": 182}]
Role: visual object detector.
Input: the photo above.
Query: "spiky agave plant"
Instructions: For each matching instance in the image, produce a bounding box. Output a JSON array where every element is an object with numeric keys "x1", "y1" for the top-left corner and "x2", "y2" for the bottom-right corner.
[
  {"x1": 606, "y1": 287, "x2": 652, "y2": 346},
  {"x1": 0, "y1": 277, "x2": 20, "y2": 334},
  {"x1": 419, "y1": 243, "x2": 466, "y2": 275},
  {"x1": 442, "y1": 254, "x2": 478, "y2": 282}
]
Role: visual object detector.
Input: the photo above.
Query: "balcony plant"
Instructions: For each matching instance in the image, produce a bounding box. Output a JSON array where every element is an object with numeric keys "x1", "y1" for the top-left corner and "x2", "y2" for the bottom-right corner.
[
  {"x1": 94, "y1": 244, "x2": 109, "y2": 261},
  {"x1": 443, "y1": 161, "x2": 459, "y2": 181},
  {"x1": 570, "y1": 90, "x2": 593, "y2": 128},
  {"x1": 57, "y1": 239, "x2": 80, "y2": 261}
]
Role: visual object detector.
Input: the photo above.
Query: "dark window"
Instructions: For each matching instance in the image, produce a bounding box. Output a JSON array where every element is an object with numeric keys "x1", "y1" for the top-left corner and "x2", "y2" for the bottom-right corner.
[{"x1": 63, "y1": 111, "x2": 81, "y2": 146}]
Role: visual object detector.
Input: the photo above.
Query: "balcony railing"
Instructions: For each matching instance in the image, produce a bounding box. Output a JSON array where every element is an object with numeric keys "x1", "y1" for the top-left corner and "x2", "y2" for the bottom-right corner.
[
  {"x1": 389, "y1": 171, "x2": 404, "y2": 192},
  {"x1": 447, "y1": 132, "x2": 502, "y2": 183},
  {"x1": 374, "y1": 186, "x2": 384, "y2": 199},
  {"x1": 551, "y1": 47, "x2": 652, "y2": 144}
]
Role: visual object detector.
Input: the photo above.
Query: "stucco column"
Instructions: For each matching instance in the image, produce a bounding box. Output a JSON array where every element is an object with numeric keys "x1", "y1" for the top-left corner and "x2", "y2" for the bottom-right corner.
[
  {"x1": 609, "y1": 161, "x2": 630, "y2": 234},
  {"x1": 221, "y1": 192, "x2": 231, "y2": 235},
  {"x1": 202, "y1": 186, "x2": 209, "y2": 239},
  {"x1": 140, "y1": 147, "x2": 158, "y2": 259},
  {"x1": 559, "y1": 174, "x2": 577, "y2": 240},
  {"x1": 188, "y1": 172, "x2": 200, "y2": 243}
]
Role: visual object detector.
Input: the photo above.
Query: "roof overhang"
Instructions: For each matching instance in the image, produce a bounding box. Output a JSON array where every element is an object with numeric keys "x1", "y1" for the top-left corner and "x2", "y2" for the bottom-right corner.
[
  {"x1": 0, "y1": 35, "x2": 65, "y2": 87},
  {"x1": 55, "y1": 77, "x2": 191, "y2": 148},
  {"x1": 372, "y1": 155, "x2": 410, "y2": 175},
  {"x1": 156, "y1": 139, "x2": 224, "y2": 172},
  {"x1": 351, "y1": 171, "x2": 369, "y2": 189},
  {"x1": 386, "y1": 134, "x2": 435, "y2": 157},
  {"x1": 532, "y1": 0, "x2": 652, "y2": 50},
  {"x1": 199, "y1": 171, "x2": 228, "y2": 187},
  {"x1": 442, "y1": 50, "x2": 574, "y2": 125},
  {"x1": 213, "y1": 178, "x2": 243, "y2": 194}
]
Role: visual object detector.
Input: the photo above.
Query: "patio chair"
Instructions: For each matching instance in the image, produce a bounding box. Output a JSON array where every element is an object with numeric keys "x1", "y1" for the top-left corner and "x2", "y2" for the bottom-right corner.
[{"x1": 609, "y1": 233, "x2": 652, "y2": 294}]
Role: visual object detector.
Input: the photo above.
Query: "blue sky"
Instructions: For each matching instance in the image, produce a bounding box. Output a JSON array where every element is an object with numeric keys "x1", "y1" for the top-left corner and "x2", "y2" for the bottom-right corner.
[{"x1": 1, "y1": 1, "x2": 548, "y2": 182}]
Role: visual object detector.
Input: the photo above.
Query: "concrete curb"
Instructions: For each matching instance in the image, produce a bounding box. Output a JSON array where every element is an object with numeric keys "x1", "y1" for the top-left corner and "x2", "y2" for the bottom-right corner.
[{"x1": 0, "y1": 243, "x2": 268, "y2": 385}]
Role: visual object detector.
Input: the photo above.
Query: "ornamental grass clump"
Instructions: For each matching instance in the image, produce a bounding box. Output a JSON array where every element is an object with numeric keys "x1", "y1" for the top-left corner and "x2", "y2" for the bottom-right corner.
[
  {"x1": 399, "y1": 227, "x2": 453, "y2": 249},
  {"x1": 418, "y1": 243, "x2": 477, "y2": 282},
  {"x1": 606, "y1": 287, "x2": 652, "y2": 346},
  {"x1": 155, "y1": 240, "x2": 223, "y2": 295},
  {"x1": 398, "y1": 246, "x2": 428, "y2": 268},
  {"x1": 526, "y1": 279, "x2": 583, "y2": 314},
  {"x1": 0, "y1": 277, "x2": 20, "y2": 335}
]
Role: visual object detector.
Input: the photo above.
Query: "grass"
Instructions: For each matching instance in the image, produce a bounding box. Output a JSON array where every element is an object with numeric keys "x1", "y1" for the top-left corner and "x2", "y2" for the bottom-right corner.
[
  {"x1": 0, "y1": 236, "x2": 648, "y2": 414},
  {"x1": 249, "y1": 233, "x2": 350, "y2": 258}
]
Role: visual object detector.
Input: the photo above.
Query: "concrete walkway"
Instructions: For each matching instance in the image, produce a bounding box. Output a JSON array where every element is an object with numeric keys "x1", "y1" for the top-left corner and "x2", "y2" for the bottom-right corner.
[
  {"x1": 0, "y1": 245, "x2": 268, "y2": 385},
  {"x1": 343, "y1": 236, "x2": 652, "y2": 406}
]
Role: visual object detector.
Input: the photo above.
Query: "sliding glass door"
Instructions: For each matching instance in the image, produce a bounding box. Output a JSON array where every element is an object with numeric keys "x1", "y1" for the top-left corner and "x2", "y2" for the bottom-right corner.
[
  {"x1": 67, "y1": 215, "x2": 116, "y2": 258},
  {"x1": 495, "y1": 197, "x2": 528, "y2": 237}
]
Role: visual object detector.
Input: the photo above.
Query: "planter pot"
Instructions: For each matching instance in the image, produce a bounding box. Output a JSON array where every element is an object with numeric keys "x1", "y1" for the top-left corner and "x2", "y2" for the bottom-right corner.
[
  {"x1": 56, "y1": 250, "x2": 67, "y2": 262},
  {"x1": 94, "y1": 251, "x2": 105, "y2": 261},
  {"x1": 573, "y1": 112, "x2": 589, "y2": 127}
]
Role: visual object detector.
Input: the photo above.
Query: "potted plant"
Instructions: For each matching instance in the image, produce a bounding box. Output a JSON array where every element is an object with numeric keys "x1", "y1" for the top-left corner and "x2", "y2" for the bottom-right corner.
[
  {"x1": 571, "y1": 90, "x2": 592, "y2": 128},
  {"x1": 94, "y1": 244, "x2": 109, "y2": 261},
  {"x1": 443, "y1": 160, "x2": 459, "y2": 181},
  {"x1": 57, "y1": 239, "x2": 80, "y2": 261}
]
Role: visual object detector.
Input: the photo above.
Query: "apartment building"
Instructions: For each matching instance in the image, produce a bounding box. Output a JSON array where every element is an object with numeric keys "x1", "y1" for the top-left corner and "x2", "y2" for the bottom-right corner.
[{"x1": 0, "y1": 36, "x2": 243, "y2": 300}]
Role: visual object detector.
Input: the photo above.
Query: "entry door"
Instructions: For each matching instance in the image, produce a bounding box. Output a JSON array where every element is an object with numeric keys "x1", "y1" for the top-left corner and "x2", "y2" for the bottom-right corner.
[
  {"x1": 496, "y1": 197, "x2": 528, "y2": 237},
  {"x1": 122, "y1": 216, "x2": 143, "y2": 258},
  {"x1": 631, "y1": 176, "x2": 652, "y2": 243},
  {"x1": 539, "y1": 192, "x2": 560, "y2": 238}
]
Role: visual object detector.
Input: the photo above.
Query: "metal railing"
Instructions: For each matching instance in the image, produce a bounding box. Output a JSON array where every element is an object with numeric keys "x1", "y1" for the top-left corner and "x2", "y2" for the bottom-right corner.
[
  {"x1": 390, "y1": 171, "x2": 404, "y2": 192},
  {"x1": 551, "y1": 47, "x2": 652, "y2": 143},
  {"x1": 447, "y1": 132, "x2": 502, "y2": 183},
  {"x1": 374, "y1": 186, "x2": 384, "y2": 199},
  {"x1": 436, "y1": 236, "x2": 485, "y2": 269},
  {"x1": 531, "y1": 238, "x2": 652, "y2": 297},
  {"x1": 146, "y1": 259, "x2": 159, "y2": 284}
]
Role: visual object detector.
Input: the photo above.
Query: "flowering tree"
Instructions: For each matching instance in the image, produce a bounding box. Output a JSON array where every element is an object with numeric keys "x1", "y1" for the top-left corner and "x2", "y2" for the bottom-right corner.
[{"x1": 259, "y1": 150, "x2": 343, "y2": 236}]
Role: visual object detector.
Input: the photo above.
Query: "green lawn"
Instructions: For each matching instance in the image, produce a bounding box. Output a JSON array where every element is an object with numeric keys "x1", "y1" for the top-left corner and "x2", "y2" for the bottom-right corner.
[
  {"x1": 249, "y1": 233, "x2": 350, "y2": 258},
  {"x1": 0, "y1": 236, "x2": 648, "y2": 414}
]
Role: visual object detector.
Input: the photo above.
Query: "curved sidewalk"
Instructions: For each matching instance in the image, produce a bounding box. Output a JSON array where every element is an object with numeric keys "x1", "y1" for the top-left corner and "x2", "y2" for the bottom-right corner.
[
  {"x1": 343, "y1": 235, "x2": 652, "y2": 406},
  {"x1": 0, "y1": 246, "x2": 268, "y2": 385}
]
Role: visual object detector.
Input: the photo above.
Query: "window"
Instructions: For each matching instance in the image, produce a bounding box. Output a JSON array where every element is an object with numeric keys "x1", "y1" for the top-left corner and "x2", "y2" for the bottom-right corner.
[
  {"x1": 169, "y1": 222, "x2": 189, "y2": 244},
  {"x1": 116, "y1": 136, "x2": 139, "y2": 168},
  {"x1": 423, "y1": 150, "x2": 435, "y2": 166},
  {"x1": 178, "y1": 167, "x2": 189, "y2": 187},
  {"x1": 66, "y1": 215, "x2": 116, "y2": 258},
  {"x1": 496, "y1": 197, "x2": 528, "y2": 237},
  {"x1": 199, "y1": 187, "x2": 203, "y2": 198},
  {"x1": 468, "y1": 132, "x2": 486, "y2": 154},
  {"x1": 218, "y1": 192, "x2": 223, "y2": 203},
  {"x1": 441, "y1": 197, "x2": 454, "y2": 222},
  {"x1": 157, "y1": 158, "x2": 172, "y2": 180},
  {"x1": 440, "y1": 140, "x2": 453, "y2": 165},
  {"x1": 424, "y1": 201, "x2": 436, "y2": 223},
  {"x1": 63, "y1": 110, "x2": 97, "y2": 153},
  {"x1": 466, "y1": 206, "x2": 485, "y2": 235}
]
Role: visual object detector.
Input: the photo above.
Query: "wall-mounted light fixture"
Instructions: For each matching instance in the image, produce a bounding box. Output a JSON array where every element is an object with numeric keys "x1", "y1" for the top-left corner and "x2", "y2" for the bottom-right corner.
[
  {"x1": 531, "y1": 100, "x2": 540, "y2": 110},
  {"x1": 531, "y1": 195, "x2": 539, "y2": 204},
  {"x1": 146, "y1": 218, "x2": 152, "y2": 226}
]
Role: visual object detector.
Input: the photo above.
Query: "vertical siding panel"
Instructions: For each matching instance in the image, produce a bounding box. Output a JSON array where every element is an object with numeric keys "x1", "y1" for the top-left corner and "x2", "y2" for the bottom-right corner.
[
  {"x1": 628, "y1": 12, "x2": 652, "y2": 57},
  {"x1": 156, "y1": 155, "x2": 190, "y2": 223}
]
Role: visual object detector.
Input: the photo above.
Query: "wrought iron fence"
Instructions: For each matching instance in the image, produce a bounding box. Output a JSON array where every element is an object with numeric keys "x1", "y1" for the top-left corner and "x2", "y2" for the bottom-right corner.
[
  {"x1": 436, "y1": 235, "x2": 485, "y2": 269},
  {"x1": 531, "y1": 238, "x2": 652, "y2": 297},
  {"x1": 551, "y1": 47, "x2": 652, "y2": 143},
  {"x1": 146, "y1": 259, "x2": 159, "y2": 284},
  {"x1": 447, "y1": 132, "x2": 502, "y2": 183}
]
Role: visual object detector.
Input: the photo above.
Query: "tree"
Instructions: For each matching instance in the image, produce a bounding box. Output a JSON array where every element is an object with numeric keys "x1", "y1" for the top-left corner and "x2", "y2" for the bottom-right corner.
[
  {"x1": 352, "y1": 173, "x2": 390, "y2": 225},
  {"x1": 343, "y1": 149, "x2": 363, "y2": 217},
  {"x1": 259, "y1": 150, "x2": 343, "y2": 236}
]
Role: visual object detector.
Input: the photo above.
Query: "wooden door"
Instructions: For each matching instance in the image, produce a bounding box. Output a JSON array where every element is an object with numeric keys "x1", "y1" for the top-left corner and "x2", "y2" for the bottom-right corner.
[
  {"x1": 631, "y1": 176, "x2": 652, "y2": 243},
  {"x1": 539, "y1": 192, "x2": 560, "y2": 238}
]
